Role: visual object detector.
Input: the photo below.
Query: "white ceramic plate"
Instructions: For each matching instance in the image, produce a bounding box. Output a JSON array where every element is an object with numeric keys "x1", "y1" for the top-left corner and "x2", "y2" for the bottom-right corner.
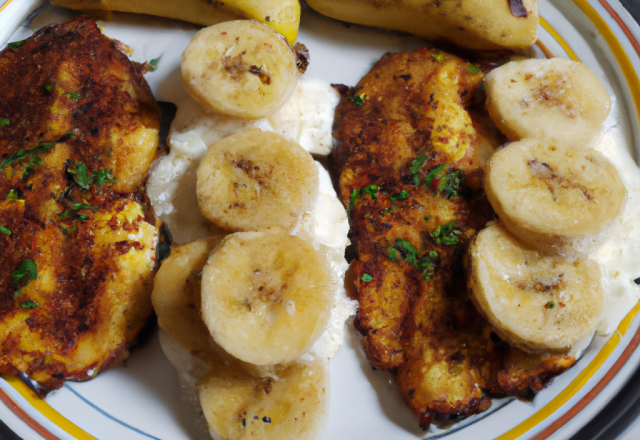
[{"x1": 1, "y1": 1, "x2": 640, "y2": 439}]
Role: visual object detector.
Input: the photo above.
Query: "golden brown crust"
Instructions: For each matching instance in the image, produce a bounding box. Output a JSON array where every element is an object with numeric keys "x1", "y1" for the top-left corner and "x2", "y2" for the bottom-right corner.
[
  {"x1": 332, "y1": 48, "x2": 574, "y2": 426},
  {"x1": 0, "y1": 18, "x2": 160, "y2": 392}
]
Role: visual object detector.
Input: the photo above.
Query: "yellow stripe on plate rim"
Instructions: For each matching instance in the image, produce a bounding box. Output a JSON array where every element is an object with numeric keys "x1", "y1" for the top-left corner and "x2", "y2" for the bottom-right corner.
[{"x1": 1, "y1": 2, "x2": 640, "y2": 440}]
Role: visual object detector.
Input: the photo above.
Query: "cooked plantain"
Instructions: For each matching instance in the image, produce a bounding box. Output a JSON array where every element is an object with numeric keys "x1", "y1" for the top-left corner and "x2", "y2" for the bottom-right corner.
[
  {"x1": 50, "y1": 0, "x2": 301, "y2": 44},
  {"x1": 306, "y1": 0, "x2": 538, "y2": 50},
  {"x1": 0, "y1": 18, "x2": 160, "y2": 392}
]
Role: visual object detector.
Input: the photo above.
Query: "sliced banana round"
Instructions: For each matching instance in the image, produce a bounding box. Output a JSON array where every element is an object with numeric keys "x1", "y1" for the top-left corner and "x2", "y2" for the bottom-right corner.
[
  {"x1": 151, "y1": 236, "x2": 226, "y2": 352},
  {"x1": 485, "y1": 139, "x2": 627, "y2": 256},
  {"x1": 198, "y1": 358, "x2": 329, "y2": 440},
  {"x1": 201, "y1": 229, "x2": 334, "y2": 365},
  {"x1": 196, "y1": 128, "x2": 318, "y2": 232},
  {"x1": 484, "y1": 58, "x2": 611, "y2": 148},
  {"x1": 465, "y1": 222, "x2": 604, "y2": 354},
  {"x1": 181, "y1": 20, "x2": 299, "y2": 119}
]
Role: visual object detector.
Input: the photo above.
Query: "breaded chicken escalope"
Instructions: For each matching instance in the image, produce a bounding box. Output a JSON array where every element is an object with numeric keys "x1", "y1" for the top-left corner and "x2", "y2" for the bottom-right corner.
[
  {"x1": 332, "y1": 48, "x2": 574, "y2": 427},
  {"x1": 0, "y1": 18, "x2": 160, "y2": 392}
]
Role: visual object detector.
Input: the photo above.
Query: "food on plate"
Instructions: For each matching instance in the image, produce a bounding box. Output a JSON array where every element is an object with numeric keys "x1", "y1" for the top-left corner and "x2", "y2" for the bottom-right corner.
[
  {"x1": 465, "y1": 222, "x2": 604, "y2": 354},
  {"x1": 196, "y1": 129, "x2": 318, "y2": 232},
  {"x1": 485, "y1": 58, "x2": 611, "y2": 148},
  {"x1": 199, "y1": 357, "x2": 329, "y2": 440},
  {"x1": 201, "y1": 229, "x2": 335, "y2": 366},
  {"x1": 305, "y1": 0, "x2": 538, "y2": 50},
  {"x1": 182, "y1": 20, "x2": 299, "y2": 119},
  {"x1": 50, "y1": 0, "x2": 301, "y2": 44},
  {"x1": 151, "y1": 236, "x2": 225, "y2": 353},
  {"x1": 332, "y1": 47, "x2": 575, "y2": 427},
  {"x1": 0, "y1": 18, "x2": 160, "y2": 391},
  {"x1": 485, "y1": 138, "x2": 627, "y2": 257}
]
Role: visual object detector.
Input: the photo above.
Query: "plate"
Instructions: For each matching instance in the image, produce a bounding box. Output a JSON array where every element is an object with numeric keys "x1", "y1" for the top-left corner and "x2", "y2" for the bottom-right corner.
[{"x1": 1, "y1": 1, "x2": 640, "y2": 439}]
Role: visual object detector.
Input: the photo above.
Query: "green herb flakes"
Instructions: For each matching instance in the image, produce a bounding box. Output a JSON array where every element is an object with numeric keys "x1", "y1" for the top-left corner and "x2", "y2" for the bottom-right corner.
[
  {"x1": 362, "y1": 185, "x2": 378, "y2": 200},
  {"x1": 434, "y1": 52, "x2": 445, "y2": 62},
  {"x1": 67, "y1": 92, "x2": 81, "y2": 100},
  {"x1": 0, "y1": 118, "x2": 9, "y2": 127},
  {"x1": 431, "y1": 221, "x2": 460, "y2": 246},
  {"x1": 93, "y1": 169, "x2": 115, "y2": 187},
  {"x1": 394, "y1": 238, "x2": 419, "y2": 268},
  {"x1": 362, "y1": 273, "x2": 373, "y2": 282},
  {"x1": 0, "y1": 225, "x2": 10, "y2": 235},
  {"x1": 348, "y1": 189, "x2": 361, "y2": 213},
  {"x1": 67, "y1": 161, "x2": 92, "y2": 189},
  {"x1": 424, "y1": 163, "x2": 448, "y2": 188},
  {"x1": 390, "y1": 190, "x2": 409, "y2": 201},
  {"x1": 18, "y1": 300, "x2": 38, "y2": 309},
  {"x1": 5, "y1": 189, "x2": 21, "y2": 202},
  {"x1": 387, "y1": 247, "x2": 397, "y2": 262},
  {"x1": 352, "y1": 93, "x2": 367, "y2": 106},
  {"x1": 12, "y1": 259, "x2": 38, "y2": 288},
  {"x1": 149, "y1": 58, "x2": 159, "y2": 72},
  {"x1": 467, "y1": 64, "x2": 481, "y2": 74},
  {"x1": 8, "y1": 40, "x2": 24, "y2": 49},
  {"x1": 380, "y1": 205, "x2": 394, "y2": 215},
  {"x1": 438, "y1": 169, "x2": 465, "y2": 200},
  {"x1": 71, "y1": 203, "x2": 99, "y2": 212},
  {"x1": 42, "y1": 83, "x2": 54, "y2": 94},
  {"x1": 0, "y1": 142, "x2": 56, "y2": 170}
]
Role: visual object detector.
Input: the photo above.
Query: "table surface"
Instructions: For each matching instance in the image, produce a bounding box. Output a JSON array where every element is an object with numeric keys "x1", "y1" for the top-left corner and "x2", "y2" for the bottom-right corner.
[{"x1": 1, "y1": 1, "x2": 640, "y2": 439}]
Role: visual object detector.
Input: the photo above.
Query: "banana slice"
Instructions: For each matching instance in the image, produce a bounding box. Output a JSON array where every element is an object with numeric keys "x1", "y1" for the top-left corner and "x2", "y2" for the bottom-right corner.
[
  {"x1": 201, "y1": 229, "x2": 334, "y2": 365},
  {"x1": 196, "y1": 128, "x2": 318, "y2": 232},
  {"x1": 485, "y1": 139, "x2": 627, "y2": 256},
  {"x1": 151, "y1": 236, "x2": 226, "y2": 352},
  {"x1": 182, "y1": 20, "x2": 299, "y2": 120},
  {"x1": 485, "y1": 58, "x2": 611, "y2": 148},
  {"x1": 465, "y1": 222, "x2": 604, "y2": 354},
  {"x1": 198, "y1": 359, "x2": 329, "y2": 440}
]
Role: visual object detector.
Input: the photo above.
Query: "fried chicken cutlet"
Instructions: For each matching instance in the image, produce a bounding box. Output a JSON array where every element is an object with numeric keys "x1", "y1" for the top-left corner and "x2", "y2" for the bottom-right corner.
[
  {"x1": 0, "y1": 18, "x2": 160, "y2": 392},
  {"x1": 332, "y1": 48, "x2": 574, "y2": 426}
]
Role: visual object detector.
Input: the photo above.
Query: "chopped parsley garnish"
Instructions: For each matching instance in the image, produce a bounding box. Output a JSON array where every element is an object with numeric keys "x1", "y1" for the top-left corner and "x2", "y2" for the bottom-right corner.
[
  {"x1": 42, "y1": 83, "x2": 54, "y2": 94},
  {"x1": 424, "y1": 215, "x2": 431, "y2": 222},
  {"x1": 362, "y1": 273, "x2": 373, "y2": 282},
  {"x1": 149, "y1": 58, "x2": 159, "y2": 72},
  {"x1": 67, "y1": 92, "x2": 81, "y2": 100},
  {"x1": 58, "y1": 210, "x2": 90, "y2": 221},
  {"x1": 394, "y1": 238, "x2": 419, "y2": 268},
  {"x1": 547, "y1": 301, "x2": 556, "y2": 309},
  {"x1": 429, "y1": 250, "x2": 439, "y2": 260},
  {"x1": 21, "y1": 155, "x2": 43, "y2": 182},
  {"x1": 60, "y1": 226, "x2": 68, "y2": 236},
  {"x1": 438, "y1": 169, "x2": 465, "y2": 200},
  {"x1": 93, "y1": 169, "x2": 115, "y2": 187},
  {"x1": 387, "y1": 247, "x2": 397, "y2": 262},
  {"x1": 0, "y1": 225, "x2": 10, "y2": 235},
  {"x1": 5, "y1": 188, "x2": 22, "y2": 202},
  {"x1": 18, "y1": 300, "x2": 38, "y2": 309},
  {"x1": 348, "y1": 189, "x2": 361, "y2": 214},
  {"x1": 380, "y1": 205, "x2": 394, "y2": 215},
  {"x1": 67, "y1": 161, "x2": 92, "y2": 189},
  {"x1": 351, "y1": 93, "x2": 367, "y2": 106},
  {"x1": 467, "y1": 64, "x2": 481, "y2": 74},
  {"x1": 0, "y1": 118, "x2": 9, "y2": 127},
  {"x1": 12, "y1": 259, "x2": 38, "y2": 288},
  {"x1": 362, "y1": 185, "x2": 378, "y2": 200},
  {"x1": 434, "y1": 52, "x2": 445, "y2": 62},
  {"x1": 71, "y1": 203, "x2": 99, "y2": 212},
  {"x1": 0, "y1": 142, "x2": 56, "y2": 170},
  {"x1": 431, "y1": 221, "x2": 460, "y2": 246},
  {"x1": 409, "y1": 155, "x2": 428, "y2": 184},
  {"x1": 424, "y1": 163, "x2": 448, "y2": 188},
  {"x1": 8, "y1": 40, "x2": 24, "y2": 49},
  {"x1": 390, "y1": 190, "x2": 409, "y2": 201}
]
